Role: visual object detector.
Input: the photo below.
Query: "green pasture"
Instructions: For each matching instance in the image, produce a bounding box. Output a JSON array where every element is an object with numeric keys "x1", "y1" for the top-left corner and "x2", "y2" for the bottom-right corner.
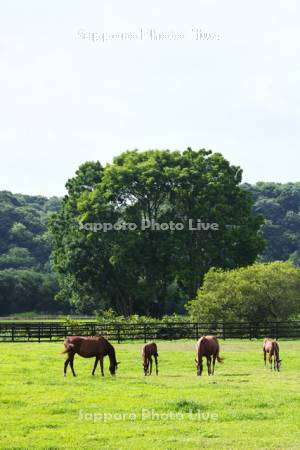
[{"x1": 0, "y1": 340, "x2": 300, "y2": 449}]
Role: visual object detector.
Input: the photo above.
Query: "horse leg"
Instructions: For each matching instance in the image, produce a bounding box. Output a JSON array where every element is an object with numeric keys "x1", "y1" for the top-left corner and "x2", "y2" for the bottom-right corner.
[
  {"x1": 212, "y1": 355, "x2": 216, "y2": 375},
  {"x1": 64, "y1": 356, "x2": 70, "y2": 377},
  {"x1": 269, "y1": 354, "x2": 273, "y2": 370},
  {"x1": 207, "y1": 356, "x2": 212, "y2": 375},
  {"x1": 92, "y1": 357, "x2": 99, "y2": 376},
  {"x1": 154, "y1": 355, "x2": 158, "y2": 375},
  {"x1": 149, "y1": 356, "x2": 153, "y2": 375},
  {"x1": 69, "y1": 354, "x2": 76, "y2": 377},
  {"x1": 263, "y1": 350, "x2": 267, "y2": 368},
  {"x1": 99, "y1": 357, "x2": 104, "y2": 376}
]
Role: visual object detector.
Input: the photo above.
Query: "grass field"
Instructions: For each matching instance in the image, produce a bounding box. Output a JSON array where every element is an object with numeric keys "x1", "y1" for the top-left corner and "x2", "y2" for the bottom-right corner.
[{"x1": 1, "y1": 340, "x2": 300, "y2": 450}]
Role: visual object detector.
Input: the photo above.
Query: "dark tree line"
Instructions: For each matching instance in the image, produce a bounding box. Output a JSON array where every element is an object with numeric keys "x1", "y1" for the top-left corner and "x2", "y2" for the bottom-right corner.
[
  {"x1": 0, "y1": 191, "x2": 66, "y2": 314},
  {"x1": 243, "y1": 182, "x2": 300, "y2": 265}
]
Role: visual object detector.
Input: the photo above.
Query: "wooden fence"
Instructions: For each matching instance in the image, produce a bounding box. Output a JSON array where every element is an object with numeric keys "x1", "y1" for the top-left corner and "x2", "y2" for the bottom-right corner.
[{"x1": 0, "y1": 321, "x2": 300, "y2": 342}]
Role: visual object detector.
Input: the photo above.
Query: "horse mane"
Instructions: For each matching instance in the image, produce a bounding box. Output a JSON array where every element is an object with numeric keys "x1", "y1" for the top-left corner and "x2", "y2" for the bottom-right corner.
[
  {"x1": 273, "y1": 341, "x2": 280, "y2": 359},
  {"x1": 106, "y1": 340, "x2": 117, "y2": 363}
]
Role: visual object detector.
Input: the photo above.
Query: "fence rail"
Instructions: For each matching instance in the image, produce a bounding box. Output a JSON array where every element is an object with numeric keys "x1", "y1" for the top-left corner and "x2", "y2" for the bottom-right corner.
[{"x1": 0, "y1": 321, "x2": 300, "y2": 342}]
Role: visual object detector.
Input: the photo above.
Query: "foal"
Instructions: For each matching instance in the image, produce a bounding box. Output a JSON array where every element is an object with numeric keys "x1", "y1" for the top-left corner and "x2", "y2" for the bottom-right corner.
[
  {"x1": 263, "y1": 338, "x2": 281, "y2": 371},
  {"x1": 195, "y1": 335, "x2": 223, "y2": 376},
  {"x1": 63, "y1": 335, "x2": 119, "y2": 377},
  {"x1": 142, "y1": 342, "x2": 158, "y2": 376}
]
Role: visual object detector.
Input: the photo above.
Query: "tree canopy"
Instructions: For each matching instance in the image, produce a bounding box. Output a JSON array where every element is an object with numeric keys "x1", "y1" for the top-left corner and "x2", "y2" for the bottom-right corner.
[
  {"x1": 50, "y1": 149, "x2": 264, "y2": 315},
  {"x1": 186, "y1": 261, "x2": 300, "y2": 322}
]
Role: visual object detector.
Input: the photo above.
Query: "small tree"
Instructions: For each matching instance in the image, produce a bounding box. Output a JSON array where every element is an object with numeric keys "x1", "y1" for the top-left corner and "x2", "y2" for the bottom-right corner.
[{"x1": 186, "y1": 261, "x2": 300, "y2": 322}]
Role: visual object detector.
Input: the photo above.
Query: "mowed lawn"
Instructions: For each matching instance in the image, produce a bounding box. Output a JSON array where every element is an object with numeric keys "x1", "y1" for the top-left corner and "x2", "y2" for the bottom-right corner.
[{"x1": 1, "y1": 340, "x2": 300, "y2": 450}]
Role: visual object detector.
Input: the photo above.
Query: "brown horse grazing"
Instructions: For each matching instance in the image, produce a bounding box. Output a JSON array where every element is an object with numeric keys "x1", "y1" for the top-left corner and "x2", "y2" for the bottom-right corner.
[
  {"x1": 263, "y1": 338, "x2": 282, "y2": 371},
  {"x1": 63, "y1": 336, "x2": 120, "y2": 377},
  {"x1": 142, "y1": 342, "x2": 158, "y2": 376},
  {"x1": 195, "y1": 335, "x2": 223, "y2": 376}
]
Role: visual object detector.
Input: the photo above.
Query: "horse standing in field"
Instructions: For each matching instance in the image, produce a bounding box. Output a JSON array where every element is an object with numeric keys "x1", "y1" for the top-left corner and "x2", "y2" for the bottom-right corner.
[
  {"x1": 63, "y1": 336, "x2": 120, "y2": 377},
  {"x1": 263, "y1": 338, "x2": 281, "y2": 371},
  {"x1": 195, "y1": 335, "x2": 223, "y2": 376},
  {"x1": 142, "y1": 342, "x2": 158, "y2": 376}
]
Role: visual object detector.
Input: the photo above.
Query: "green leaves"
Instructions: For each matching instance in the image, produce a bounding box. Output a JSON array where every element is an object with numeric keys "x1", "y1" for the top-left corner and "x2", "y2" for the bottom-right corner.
[
  {"x1": 50, "y1": 148, "x2": 264, "y2": 315},
  {"x1": 243, "y1": 182, "x2": 300, "y2": 263},
  {"x1": 187, "y1": 261, "x2": 300, "y2": 322}
]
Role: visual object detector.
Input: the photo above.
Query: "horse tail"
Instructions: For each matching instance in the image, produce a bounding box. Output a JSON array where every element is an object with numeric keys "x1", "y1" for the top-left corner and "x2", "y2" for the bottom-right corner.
[
  {"x1": 62, "y1": 342, "x2": 75, "y2": 354},
  {"x1": 216, "y1": 353, "x2": 224, "y2": 364}
]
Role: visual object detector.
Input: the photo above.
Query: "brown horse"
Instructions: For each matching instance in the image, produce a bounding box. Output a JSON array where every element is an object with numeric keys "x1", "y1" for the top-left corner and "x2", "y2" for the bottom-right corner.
[
  {"x1": 195, "y1": 335, "x2": 223, "y2": 376},
  {"x1": 263, "y1": 338, "x2": 281, "y2": 371},
  {"x1": 63, "y1": 336, "x2": 119, "y2": 377},
  {"x1": 142, "y1": 342, "x2": 158, "y2": 376}
]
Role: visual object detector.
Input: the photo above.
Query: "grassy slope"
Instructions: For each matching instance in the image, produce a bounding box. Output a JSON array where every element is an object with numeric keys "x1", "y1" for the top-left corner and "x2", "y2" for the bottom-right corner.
[{"x1": 0, "y1": 340, "x2": 300, "y2": 450}]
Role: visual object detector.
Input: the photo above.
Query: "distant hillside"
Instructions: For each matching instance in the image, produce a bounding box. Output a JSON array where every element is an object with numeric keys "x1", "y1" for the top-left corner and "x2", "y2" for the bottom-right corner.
[
  {"x1": 243, "y1": 182, "x2": 300, "y2": 265},
  {"x1": 0, "y1": 191, "x2": 65, "y2": 314},
  {"x1": 0, "y1": 191, "x2": 61, "y2": 270}
]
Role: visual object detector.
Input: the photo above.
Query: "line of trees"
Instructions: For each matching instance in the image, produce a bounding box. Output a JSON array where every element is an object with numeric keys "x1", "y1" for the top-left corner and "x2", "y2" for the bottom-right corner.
[{"x1": 1, "y1": 151, "x2": 300, "y2": 318}]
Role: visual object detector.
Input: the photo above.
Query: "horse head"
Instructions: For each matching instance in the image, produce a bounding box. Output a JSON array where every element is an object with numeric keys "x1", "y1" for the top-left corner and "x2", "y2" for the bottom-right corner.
[
  {"x1": 109, "y1": 361, "x2": 120, "y2": 376},
  {"x1": 276, "y1": 359, "x2": 282, "y2": 371}
]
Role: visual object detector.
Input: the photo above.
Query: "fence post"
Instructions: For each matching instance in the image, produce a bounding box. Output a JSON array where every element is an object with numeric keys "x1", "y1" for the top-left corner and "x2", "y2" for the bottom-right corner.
[
  {"x1": 196, "y1": 323, "x2": 199, "y2": 340},
  {"x1": 117, "y1": 325, "x2": 120, "y2": 344},
  {"x1": 144, "y1": 324, "x2": 147, "y2": 343},
  {"x1": 12, "y1": 326, "x2": 14, "y2": 342},
  {"x1": 223, "y1": 323, "x2": 226, "y2": 340},
  {"x1": 38, "y1": 325, "x2": 41, "y2": 343}
]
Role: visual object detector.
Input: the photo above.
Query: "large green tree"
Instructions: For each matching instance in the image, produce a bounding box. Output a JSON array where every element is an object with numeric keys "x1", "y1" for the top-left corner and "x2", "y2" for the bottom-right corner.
[{"x1": 50, "y1": 149, "x2": 264, "y2": 315}]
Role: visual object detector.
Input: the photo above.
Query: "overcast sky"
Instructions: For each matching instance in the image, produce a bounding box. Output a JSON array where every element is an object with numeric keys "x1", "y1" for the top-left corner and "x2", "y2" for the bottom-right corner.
[{"x1": 1, "y1": 0, "x2": 299, "y2": 197}]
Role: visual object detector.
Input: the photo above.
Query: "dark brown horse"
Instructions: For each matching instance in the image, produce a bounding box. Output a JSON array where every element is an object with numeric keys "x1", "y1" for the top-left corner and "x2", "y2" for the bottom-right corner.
[
  {"x1": 142, "y1": 342, "x2": 158, "y2": 376},
  {"x1": 63, "y1": 336, "x2": 119, "y2": 377},
  {"x1": 195, "y1": 335, "x2": 223, "y2": 376},
  {"x1": 263, "y1": 338, "x2": 281, "y2": 371}
]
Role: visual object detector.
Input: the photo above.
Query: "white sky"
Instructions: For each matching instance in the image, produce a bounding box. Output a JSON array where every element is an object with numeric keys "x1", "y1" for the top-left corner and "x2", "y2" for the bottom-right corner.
[{"x1": 0, "y1": 0, "x2": 299, "y2": 197}]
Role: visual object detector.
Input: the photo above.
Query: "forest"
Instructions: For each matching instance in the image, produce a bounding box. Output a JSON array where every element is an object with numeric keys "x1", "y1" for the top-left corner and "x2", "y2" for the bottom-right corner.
[{"x1": 1, "y1": 151, "x2": 300, "y2": 316}]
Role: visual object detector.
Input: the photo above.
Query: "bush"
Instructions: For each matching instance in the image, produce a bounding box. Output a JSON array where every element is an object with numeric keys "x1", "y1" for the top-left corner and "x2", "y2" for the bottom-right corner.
[{"x1": 186, "y1": 261, "x2": 300, "y2": 322}]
